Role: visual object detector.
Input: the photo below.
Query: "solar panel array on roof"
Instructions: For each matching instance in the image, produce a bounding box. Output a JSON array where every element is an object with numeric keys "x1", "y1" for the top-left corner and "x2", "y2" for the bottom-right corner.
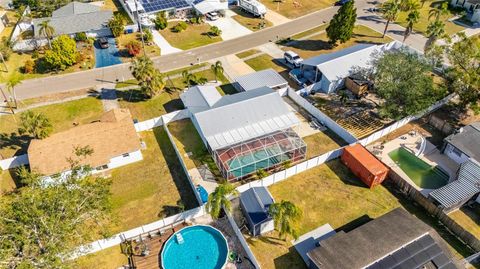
[
  {"x1": 367, "y1": 235, "x2": 456, "y2": 269},
  {"x1": 139, "y1": 0, "x2": 190, "y2": 13}
]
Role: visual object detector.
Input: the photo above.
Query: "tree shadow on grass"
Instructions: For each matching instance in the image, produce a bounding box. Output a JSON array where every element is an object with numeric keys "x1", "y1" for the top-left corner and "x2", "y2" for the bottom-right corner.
[
  {"x1": 0, "y1": 132, "x2": 31, "y2": 158},
  {"x1": 153, "y1": 128, "x2": 199, "y2": 213},
  {"x1": 273, "y1": 245, "x2": 307, "y2": 269},
  {"x1": 281, "y1": 39, "x2": 333, "y2": 52}
]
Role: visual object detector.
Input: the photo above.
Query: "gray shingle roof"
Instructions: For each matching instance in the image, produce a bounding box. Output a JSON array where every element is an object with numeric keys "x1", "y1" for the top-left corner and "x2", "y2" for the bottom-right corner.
[
  {"x1": 429, "y1": 159, "x2": 480, "y2": 210},
  {"x1": 32, "y1": 2, "x2": 113, "y2": 37},
  {"x1": 234, "y1": 69, "x2": 288, "y2": 92},
  {"x1": 192, "y1": 87, "x2": 300, "y2": 150},
  {"x1": 307, "y1": 208, "x2": 457, "y2": 269},
  {"x1": 444, "y1": 122, "x2": 480, "y2": 162}
]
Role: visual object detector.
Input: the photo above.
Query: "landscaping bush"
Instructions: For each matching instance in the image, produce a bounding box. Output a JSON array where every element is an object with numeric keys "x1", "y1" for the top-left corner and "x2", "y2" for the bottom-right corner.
[
  {"x1": 143, "y1": 29, "x2": 153, "y2": 42},
  {"x1": 173, "y1": 21, "x2": 188, "y2": 32},
  {"x1": 108, "y1": 13, "x2": 126, "y2": 37},
  {"x1": 43, "y1": 35, "x2": 78, "y2": 70},
  {"x1": 0, "y1": 37, "x2": 12, "y2": 61},
  {"x1": 75, "y1": 32, "x2": 87, "y2": 42},
  {"x1": 209, "y1": 26, "x2": 222, "y2": 36},
  {"x1": 23, "y1": 59, "x2": 35, "y2": 74},
  {"x1": 190, "y1": 16, "x2": 203, "y2": 24},
  {"x1": 154, "y1": 11, "x2": 168, "y2": 30},
  {"x1": 125, "y1": 40, "x2": 142, "y2": 56}
]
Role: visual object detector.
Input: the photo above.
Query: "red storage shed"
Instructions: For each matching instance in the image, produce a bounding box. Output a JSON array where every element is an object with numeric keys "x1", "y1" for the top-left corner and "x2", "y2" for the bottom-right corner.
[{"x1": 341, "y1": 144, "x2": 389, "y2": 188}]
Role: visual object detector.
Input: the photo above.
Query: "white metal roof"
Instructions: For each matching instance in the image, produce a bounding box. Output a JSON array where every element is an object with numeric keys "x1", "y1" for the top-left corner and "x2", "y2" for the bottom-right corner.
[
  {"x1": 193, "y1": 87, "x2": 300, "y2": 150},
  {"x1": 302, "y1": 41, "x2": 403, "y2": 82},
  {"x1": 235, "y1": 69, "x2": 288, "y2": 91},
  {"x1": 194, "y1": 0, "x2": 227, "y2": 14},
  {"x1": 180, "y1": 85, "x2": 222, "y2": 113}
]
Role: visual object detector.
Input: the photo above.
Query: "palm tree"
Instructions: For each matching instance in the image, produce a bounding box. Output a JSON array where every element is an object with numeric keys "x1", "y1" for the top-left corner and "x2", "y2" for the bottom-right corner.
[
  {"x1": 428, "y1": 1, "x2": 448, "y2": 21},
  {"x1": 403, "y1": 9, "x2": 420, "y2": 43},
  {"x1": 38, "y1": 20, "x2": 55, "y2": 49},
  {"x1": 130, "y1": 56, "x2": 165, "y2": 97},
  {"x1": 6, "y1": 73, "x2": 23, "y2": 109},
  {"x1": 182, "y1": 70, "x2": 196, "y2": 88},
  {"x1": 130, "y1": 56, "x2": 155, "y2": 83},
  {"x1": 210, "y1": 61, "x2": 224, "y2": 83},
  {"x1": 425, "y1": 19, "x2": 445, "y2": 51},
  {"x1": 268, "y1": 200, "x2": 302, "y2": 240},
  {"x1": 206, "y1": 182, "x2": 239, "y2": 219},
  {"x1": 381, "y1": 0, "x2": 401, "y2": 38},
  {"x1": 400, "y1": 0, "x2": 420, "y2": 11},
  {"x1": 18, "y1": 111, "x2": 53, "y2": 139}
]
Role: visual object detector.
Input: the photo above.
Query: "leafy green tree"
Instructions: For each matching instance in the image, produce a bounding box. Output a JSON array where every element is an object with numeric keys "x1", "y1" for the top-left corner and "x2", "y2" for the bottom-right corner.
[
  {"x1": 44, "y1": 35, "x2": 78, "y2": 70},
  {"x1": 380, "y1": 0, "x2": 400, "y2": 38},
  {"x1": 403, "y1": 9, "x2": 420, "y2": 42},
  {"x1": 38, "y1": 19, "x2": 55, "y2": 49},
  {"x1": 206, "y1": 182, "x2": 239, "y2": 219},
  {"x1": 130, "y1": 56, "x2": 165, "y2": 97},
  {"x1": 143, "y1": 28, "x2": 153, "y2": 43},
  {"x1": 154, "y1": 11, "x2": 168, "y2": 30},
  {"x1": 326, "y1": 0, "x2": 356, "y2": 45},
  {"x1": 268, "y1": 200, "x2": 302, "y2": 240},
  {"x1": 210, "y1": 61, "x2": 224, "y2": 82},
  {"x1": 18, "y1": 110, "x2": 53, "y2": 139},
  {"x1": 370, "y1": 48, "x2": 443, "y2": 119},
  {"x1": 173, "y1": 21, "x2": 188, "y2": 32},
  {"x1": 0, "y1": 152, "x2": 112, "y2": 268},
  {"x1": 445, "y1": 33, "x2": 480, "y2": 107},
  {"x1": 6, "y1": 72, "x2": 23, "y2": 108},
  {"x1": 108, "y1": 13, "x2": 125, "y2": 37},
  {"x1": 425, "y1": 19, "x2": 445, "y2": 51},
  {"x1": 209, "y1": 26, "x2": 222, "y2": 36}
]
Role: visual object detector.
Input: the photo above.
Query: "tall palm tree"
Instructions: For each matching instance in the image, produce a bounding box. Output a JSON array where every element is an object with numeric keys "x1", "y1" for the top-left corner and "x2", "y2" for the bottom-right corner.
[
  {"x1": 268, "y1": 200, "x2": 302, "y2": 240},
  {"x1": 130, "y1": 56, "x2": 164, "y2": 97},
  {"x1": 425, "y1": 19, "x2": 445, "y2": 51},
  {"x1": 428, "y1": 1, "x2": 448, "y2": 21},
  {"x1": 210, "y1": 61, "x2": 224, "y2": 83},
  {"x1": 400, "y1": 0, "x2": 420, "y2": 12},
  {"x1": 403, "y1": 9, "x2": 420, "y2": 43},
  {"x1": 6, "y1": 73, "x2": 23, "y2": 109},
  {"x1": 381, "y1": 0, "x2": 401, "y2": 38},
  {"x1": 38, "y1": 20, "x2": 55, "y2": 49},
  {"x1": 18, "y1": 111, "x2": 53, "y2": 139},
  {"x1": 206, "y1": 182, "x2": 239, "y2": 219}
]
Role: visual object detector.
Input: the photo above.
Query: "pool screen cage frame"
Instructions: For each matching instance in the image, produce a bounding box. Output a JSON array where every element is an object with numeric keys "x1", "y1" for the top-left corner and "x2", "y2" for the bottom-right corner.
[{"x1": 213, "y1": 128, "x2": 307, "y2": 181}]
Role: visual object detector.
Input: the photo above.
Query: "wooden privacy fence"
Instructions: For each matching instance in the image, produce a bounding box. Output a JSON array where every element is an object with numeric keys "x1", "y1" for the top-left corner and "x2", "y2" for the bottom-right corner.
[{"x1": 388, "y1": 170, "x2": 480, "y2": 252}]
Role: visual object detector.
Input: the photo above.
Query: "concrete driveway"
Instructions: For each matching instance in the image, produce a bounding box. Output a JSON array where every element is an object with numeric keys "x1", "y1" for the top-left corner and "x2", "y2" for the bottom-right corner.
[
  {"x1": 206, "y1": 9, "x2": 252, "y2": 40},
  {"x1": 152, "y1": 30, "x2": 182, "y2": 55}
]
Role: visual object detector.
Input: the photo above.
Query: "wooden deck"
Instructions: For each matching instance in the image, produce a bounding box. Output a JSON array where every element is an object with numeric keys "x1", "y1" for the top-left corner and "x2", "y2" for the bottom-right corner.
[{"x1": 131, "y1": 222, "x2": 188, "y2": 269}]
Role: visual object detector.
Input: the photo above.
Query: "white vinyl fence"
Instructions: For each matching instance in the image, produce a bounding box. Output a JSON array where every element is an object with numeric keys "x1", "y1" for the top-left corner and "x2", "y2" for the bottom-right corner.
[
  {"x1": 287, "y1": 88, "x2": 358, "y2": 144},
  {"x1": 0, "y1": 154, "x2": 29, "y2": 170},
  {"x1": 133, "y1": 109, "x2": 189, "y2": 132},
  {"x1": 225, "y1": 211, "x2": 261, "y2": 269},
  {"x1": 75, "y1": 206, "x2": 207, "y2": 258}
]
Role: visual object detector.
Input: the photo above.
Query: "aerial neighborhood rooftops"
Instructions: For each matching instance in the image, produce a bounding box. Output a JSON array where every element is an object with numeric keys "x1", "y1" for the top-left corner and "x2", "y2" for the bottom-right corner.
[
  {"x1": 234, "y1": 69, "x2": 288, "y2": 92},
  {"x1": 28, "y1": 109, "x2": 142, "y2": 176},
  {"x1": 443, "y1": 122, "x2": 480, "y2": 164},
  {"x1": 306, "y1": 208, "x2": 458, "y2": 269},
  {"x1": 32, "y1": 1, "x2": 113, "y2": 38}
]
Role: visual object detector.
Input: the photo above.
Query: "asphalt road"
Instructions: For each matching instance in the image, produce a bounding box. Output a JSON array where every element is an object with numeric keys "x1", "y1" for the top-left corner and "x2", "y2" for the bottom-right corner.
[{"x1": 13, "y1": 0, "x2": 426, "y2": 100}]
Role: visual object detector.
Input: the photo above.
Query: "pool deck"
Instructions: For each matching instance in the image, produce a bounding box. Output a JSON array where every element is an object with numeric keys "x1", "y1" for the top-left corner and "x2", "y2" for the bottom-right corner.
[{"x1": 367, "y1": 132, "x2": 458, "y2": 196}]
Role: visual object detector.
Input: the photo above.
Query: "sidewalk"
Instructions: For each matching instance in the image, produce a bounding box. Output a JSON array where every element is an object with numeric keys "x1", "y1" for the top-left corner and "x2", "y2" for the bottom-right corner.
[
  {"x1": 216, "y1": 55, "x2": 255, "y2": 81},
  {"x1": 152, "y1": 30, "x2": 182, "y2": 55},
  {"x1": 265, "y1": 8, "x2": 291, "y2": 26}
]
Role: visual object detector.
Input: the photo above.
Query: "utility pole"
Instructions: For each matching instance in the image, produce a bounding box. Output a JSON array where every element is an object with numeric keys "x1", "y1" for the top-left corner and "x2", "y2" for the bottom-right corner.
[{"x1": 133, "y1": 0, "x2": 147, "y2": 57}]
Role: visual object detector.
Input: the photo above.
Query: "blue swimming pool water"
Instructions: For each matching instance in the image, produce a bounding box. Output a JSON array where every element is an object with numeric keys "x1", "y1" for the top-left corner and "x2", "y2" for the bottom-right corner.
[
  {"x1": 94, "y1": 37, "x2": 122, "y2": 68},
  {"x1": 161, "y1": 225, "x2": 228, "y2": 269}
]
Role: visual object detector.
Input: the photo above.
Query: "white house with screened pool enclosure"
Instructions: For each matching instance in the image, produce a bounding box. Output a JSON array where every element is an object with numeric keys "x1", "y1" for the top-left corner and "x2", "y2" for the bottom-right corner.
[{"x1": 180, "y1": 85, "x2": 307, "y2": 181}]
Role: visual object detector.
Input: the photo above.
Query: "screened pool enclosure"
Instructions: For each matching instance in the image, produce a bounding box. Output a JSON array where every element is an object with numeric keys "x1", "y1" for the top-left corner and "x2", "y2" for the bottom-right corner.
[{"x1": 214, "y1": 128, "x2": 307, "y2": 180}]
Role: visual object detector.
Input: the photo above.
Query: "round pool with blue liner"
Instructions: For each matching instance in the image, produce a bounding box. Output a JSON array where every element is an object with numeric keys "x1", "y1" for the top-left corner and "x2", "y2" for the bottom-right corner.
[{"x1": 161, "y1": 225, "x2": 228, "y2": 269}]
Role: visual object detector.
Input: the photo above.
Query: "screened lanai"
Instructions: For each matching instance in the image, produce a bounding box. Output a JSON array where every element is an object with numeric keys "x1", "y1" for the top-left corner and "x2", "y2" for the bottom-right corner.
[{"x1": 214, "y1": 128, "x2": 307, "y2": 180}]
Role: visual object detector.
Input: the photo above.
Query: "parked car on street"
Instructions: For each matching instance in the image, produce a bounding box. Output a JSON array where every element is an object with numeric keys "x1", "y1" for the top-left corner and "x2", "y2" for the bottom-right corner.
[
  {"x1": 206, "y1": 12, "x2": 220, "y2": 21},
  {"x1": 284, "y1": 51, "x2": 303, "y2": 68},
  {"x1": 98, "y1": 37, "x2": 109, "y2": 49}
]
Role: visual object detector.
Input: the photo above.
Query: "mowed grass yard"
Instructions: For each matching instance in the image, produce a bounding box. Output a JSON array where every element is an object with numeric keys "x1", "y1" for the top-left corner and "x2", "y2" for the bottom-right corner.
[
  {"x1": 160, "y1": 22, "x2": 222, "y2": 50},
  {"x1": 303, "y1": 130, "x2": 347, "y2": 158},
  {"x1": 396, "y1": 1, "x2": 464, "y2": 35},
  {"x1": 231, "y1": 7, "x2": 273, "y2": 31},
  {"x1": 259, "y1": 0, "x2": 336, "y2": 18},
  {"x1": 0, "y1": 97, "x2": 104, "y2": 159},
  {"x1": 109, "y1": 128, "x2": 198, "y2": 233},
  {"x1": 116, "y1": 33, "x2": 161, "y2": 60},
  {"x1": 280, "y1": 25, "x2": 393, "y2": 59},
  {"x1": 448, "y1": 205, "x2": 480, "y2": 240},
  {"x1": 75, "y1": 246, "x2": 128, "y2": 269},
  {"x1": 247, "y1": 160, "x2": 403, "y2": 269}
]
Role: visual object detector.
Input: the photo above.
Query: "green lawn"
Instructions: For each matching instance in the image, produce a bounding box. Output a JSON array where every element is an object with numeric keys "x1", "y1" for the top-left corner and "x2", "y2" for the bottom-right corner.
[
  {"x1": 448, "y1": 205, "x2": 480, "y2": 240},
  {"x1": 159, "y1": 22, "x2": 222, "y2": 50},
  {"x1": 259, "y1": 0, "x2": 336, "y2": 18},
  {"x1": 109, "y1": 128, "x2": 198, "y2": 233},
  {"x1": 236, "y1": 49, "x2": 262, "y2": 59},
  {"x1": 396, "y1": 1, "x2": 464, "y2": 35},
  {"x1": 116, "y1": 33, "x2": 161, "y2": 60},
  {"x1": 167, "y1": 119, "x2": 222, "y2": 178},
  {"x1": 0, "y1": 97, "x2": 104, "y2": 159},
  {"x1": 247, "y1": 160, "x2": 474, "y2": 269},
  {"x1": 75, "y1": 246, "x2": 128, "y2": 269},
  {"x1": 303, "y1": 130, "x2": 347, "y2": 158},
  {"x1": 290, "y1": 24, "x2": 328, "y2": 40},
  {"x1": 231, "y1": 7, "x2": 273, "y2": 31},
  {"x1": 0, "y1": 169, "x2": 18, "y2": 195},
  {"x1": 244, "y1": 54, "x2": 286, "y2": 72},
  {"x1": 280, "y1": 25, "x2": 393, "y2": 59}
]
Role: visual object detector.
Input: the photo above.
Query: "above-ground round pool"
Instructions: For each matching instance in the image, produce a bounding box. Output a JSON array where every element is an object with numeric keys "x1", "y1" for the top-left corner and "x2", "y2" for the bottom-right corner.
[{"x1": 161, "y1": 225, "x2": 229, "y2": 269}]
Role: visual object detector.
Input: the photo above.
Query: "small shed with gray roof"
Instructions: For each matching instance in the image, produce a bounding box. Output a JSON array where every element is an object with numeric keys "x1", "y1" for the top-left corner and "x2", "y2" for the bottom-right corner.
[
  {"x1": 234, "y1": 69, "x2": 288, "y2": 94},
  {"x1": 240, "y1": 187, "x2": 275, "y2": 236},
  {"x1": 429, "y1": 159, "x2": 480, "y2": 212},
  {"x1": 32, "y1": 2, "x2": 113, "y2": 38}
]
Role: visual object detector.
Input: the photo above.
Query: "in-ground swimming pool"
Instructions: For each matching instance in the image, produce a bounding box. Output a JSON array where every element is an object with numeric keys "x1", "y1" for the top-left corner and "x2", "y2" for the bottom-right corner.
[
  {"x1": 161, "y1": 225, "x2": 228, "y2": 269},
  {"x1": 388, "y1": 147, "x2": 449, "y2": 189}
]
